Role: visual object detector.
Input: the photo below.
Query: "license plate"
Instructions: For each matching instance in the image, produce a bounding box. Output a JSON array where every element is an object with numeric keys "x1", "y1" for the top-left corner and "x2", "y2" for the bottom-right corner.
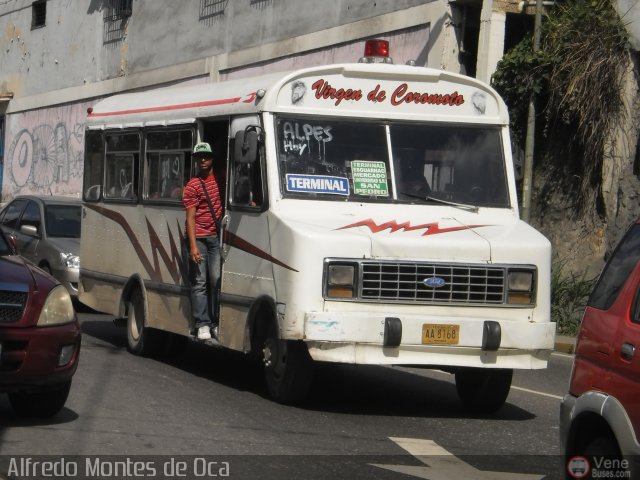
[{"x1": 422, "y1": 324, "x2": 460, "y2": 345}]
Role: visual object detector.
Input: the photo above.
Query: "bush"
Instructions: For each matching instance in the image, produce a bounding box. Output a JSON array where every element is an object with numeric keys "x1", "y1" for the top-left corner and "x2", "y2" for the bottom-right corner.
[{"x1": 551, "y1": 260, "x2": 598, "y2": 335}]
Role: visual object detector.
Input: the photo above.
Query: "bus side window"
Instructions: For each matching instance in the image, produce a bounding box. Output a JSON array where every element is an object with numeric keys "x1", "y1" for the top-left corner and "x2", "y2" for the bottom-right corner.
[
  {"x1": 145, "y1": 129, "x2": 192, "y2": 201},
  {"x1": 104, "y1": 132, "x2": 140, "y2": 201},
  {"x1": 83, "y1": 130, "x2": 104, "y2": 202}
]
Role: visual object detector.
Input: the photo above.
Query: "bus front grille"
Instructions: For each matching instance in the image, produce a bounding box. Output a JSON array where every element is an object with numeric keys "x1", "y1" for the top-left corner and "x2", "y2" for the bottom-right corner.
[{"x1": 361, "y1": 262, "x2": 506, "y2": 304}]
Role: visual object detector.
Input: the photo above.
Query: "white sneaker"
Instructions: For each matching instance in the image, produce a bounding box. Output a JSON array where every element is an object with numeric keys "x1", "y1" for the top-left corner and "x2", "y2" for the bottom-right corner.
[
  {"x1": 197, "y1": 326, "x2": 211, "y2": 340},
  {"x1": 212, "y1": 325, "x2": 219, "y2": 340}
]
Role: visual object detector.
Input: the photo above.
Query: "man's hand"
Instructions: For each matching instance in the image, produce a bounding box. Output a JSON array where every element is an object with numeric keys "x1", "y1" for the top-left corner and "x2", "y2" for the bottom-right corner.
[{"x1": 190, "y1": 246, "x2": 202, "y2": 263}]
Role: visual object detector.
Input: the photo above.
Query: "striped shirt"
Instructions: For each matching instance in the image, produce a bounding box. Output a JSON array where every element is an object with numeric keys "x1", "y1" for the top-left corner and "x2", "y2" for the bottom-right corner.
[{"x1": 183, "y1": 175, "x2": 223, "y2": 237}]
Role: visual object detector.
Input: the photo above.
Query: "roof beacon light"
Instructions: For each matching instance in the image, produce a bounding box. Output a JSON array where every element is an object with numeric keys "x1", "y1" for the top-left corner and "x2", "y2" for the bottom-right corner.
[{"x1": 359, "y1": 39, "x2": 393, "y2": 64}]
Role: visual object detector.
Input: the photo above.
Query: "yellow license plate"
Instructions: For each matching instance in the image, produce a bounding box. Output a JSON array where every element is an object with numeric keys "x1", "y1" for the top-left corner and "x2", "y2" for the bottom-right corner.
[{"x1": 422, "y1": 324, "x2": 460, "y2": 345}]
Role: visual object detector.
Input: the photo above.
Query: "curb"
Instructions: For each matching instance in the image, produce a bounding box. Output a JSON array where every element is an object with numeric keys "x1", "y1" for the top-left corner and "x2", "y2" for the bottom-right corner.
[{"x1": 554, "y1": 335, "x2": 576, "y2": 354}]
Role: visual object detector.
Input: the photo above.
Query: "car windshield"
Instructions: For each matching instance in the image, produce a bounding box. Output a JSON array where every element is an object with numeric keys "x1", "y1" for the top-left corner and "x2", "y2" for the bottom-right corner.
[
  {"x1": 276, "y1": 116, "x2": 510, "y2": 208},
  {"x1": 45, "y1": 205, "x2": 81, "y2": 238}
]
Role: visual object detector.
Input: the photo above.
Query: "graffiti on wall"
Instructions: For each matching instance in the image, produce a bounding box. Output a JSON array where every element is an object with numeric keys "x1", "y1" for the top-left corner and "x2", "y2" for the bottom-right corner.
[{"x1": 2, "y1": 102, "x2": 90, "y2": 199}]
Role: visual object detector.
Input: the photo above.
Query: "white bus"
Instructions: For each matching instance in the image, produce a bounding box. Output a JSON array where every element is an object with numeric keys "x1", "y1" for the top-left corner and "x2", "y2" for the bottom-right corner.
[{"x1": 80, "y1": 40, "x2": 554, "y2": 412}]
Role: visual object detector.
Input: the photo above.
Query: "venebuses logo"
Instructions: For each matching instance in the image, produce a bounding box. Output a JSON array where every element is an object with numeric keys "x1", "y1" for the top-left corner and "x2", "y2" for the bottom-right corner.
[
  {"x1": 567, "y1": 456, "x2": 590, "y2": 479},
  {"x1": 567, "y1": 455, "x2": 632, "y2": 479}
]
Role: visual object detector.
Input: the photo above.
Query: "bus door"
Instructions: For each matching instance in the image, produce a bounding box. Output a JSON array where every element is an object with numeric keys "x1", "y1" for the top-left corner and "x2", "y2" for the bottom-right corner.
[{"x1": 218, "y1": 116, "x2": 272, "y2": 352}]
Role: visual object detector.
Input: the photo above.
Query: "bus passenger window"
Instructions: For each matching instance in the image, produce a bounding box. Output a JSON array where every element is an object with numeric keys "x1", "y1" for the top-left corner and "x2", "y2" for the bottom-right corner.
[
  {"x1": 83, "y1": 130, "x2": 104, "y2": 202},
  {"x1": 104, "y1": 132, "x2": 140, "y2": 201},
  {"x1": 105, "y1": 155, "x2": 135, "y2": 199},
  {"x1": 145, "y1": 129, "x2": 192, "y2": 202}
]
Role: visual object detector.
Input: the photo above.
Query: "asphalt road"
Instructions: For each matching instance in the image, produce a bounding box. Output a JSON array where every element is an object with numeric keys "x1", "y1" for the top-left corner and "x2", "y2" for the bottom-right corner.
[{"x1": 0, "y1": 312, "x2": 573, "y2": 479}]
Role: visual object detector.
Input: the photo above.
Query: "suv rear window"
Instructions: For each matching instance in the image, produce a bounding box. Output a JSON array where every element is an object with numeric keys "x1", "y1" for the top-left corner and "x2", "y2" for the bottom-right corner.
[{"x1": 589, "y1": 223, "x2": 640, "y2": 310}]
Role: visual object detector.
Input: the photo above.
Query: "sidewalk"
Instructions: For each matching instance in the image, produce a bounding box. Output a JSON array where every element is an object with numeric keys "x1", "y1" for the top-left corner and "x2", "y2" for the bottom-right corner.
[{"x1": 555, "y1": 334, "x2": 576, "y2": 354}]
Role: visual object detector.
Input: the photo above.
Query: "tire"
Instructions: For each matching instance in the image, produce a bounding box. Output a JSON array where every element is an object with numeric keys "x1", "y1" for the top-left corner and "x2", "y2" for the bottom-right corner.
[
  {"x1": 580, "y1": 435, "x2": 628, "y2": 479},
  {"x1": 8, "y1": 380, "x2": 72, "y2": 418},
  {"x1": 455, "y1": 368, "x2": 512, "y2": 414},
  {"x1": 126, "y1": 288, "x2": 162, "y2": 356},
  {"x1": 262, "y1": 321, "x2": 314, "y2": 404},
  {"x1": 584, "y1": 434, "x2": 621, "y2": 458}
]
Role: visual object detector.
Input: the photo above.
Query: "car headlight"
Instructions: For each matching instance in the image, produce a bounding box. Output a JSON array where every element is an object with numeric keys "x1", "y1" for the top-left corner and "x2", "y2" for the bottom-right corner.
[
  {"x1": 60, "y1": 252, "x2": 80, "y2": 269},
  {"x1": 37, "y1": 285, "x2": 75, "y2": 326},
  {"x1": 507, "y1": 269, "x2": 535, "y2": 305},
  {"x1": 325, "y1": 263, "x2": 357, "y2": 298}
]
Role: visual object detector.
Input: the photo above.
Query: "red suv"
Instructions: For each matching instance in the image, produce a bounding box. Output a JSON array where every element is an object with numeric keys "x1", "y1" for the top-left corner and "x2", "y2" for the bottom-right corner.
[
  {"x1": 0, "y1": 229, "x2": 81, "y2": 418},
  {"x1": 560, "y1": 220, "x2": 640, "y2": 479}
]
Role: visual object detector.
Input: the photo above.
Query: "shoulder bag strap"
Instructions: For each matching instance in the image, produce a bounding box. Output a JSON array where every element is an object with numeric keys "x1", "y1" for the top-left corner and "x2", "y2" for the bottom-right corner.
[{"x1": 198, "y1": 178, "x2": 221, "y2": 230}]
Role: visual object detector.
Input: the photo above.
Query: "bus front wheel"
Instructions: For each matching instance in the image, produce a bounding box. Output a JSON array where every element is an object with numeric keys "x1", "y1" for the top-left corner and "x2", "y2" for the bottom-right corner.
[
  {"x1": 455, "y1": 367, "x2": 512, "y2": 414},
  {"x1": 262, "y1": 324, "x2": 314, "y2": 404}
]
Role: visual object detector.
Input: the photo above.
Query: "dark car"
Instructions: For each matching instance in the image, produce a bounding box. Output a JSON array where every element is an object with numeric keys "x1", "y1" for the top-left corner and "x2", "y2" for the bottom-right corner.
[
  {"x1": 560, "y1": 220, "x2": 640, "y2": 479},
  {"x1": 0, "y1": 195, "x2": 81, "y2": 298},
  {"x1": 0, "y1": 229, "x2": 81, "y2": 418}
]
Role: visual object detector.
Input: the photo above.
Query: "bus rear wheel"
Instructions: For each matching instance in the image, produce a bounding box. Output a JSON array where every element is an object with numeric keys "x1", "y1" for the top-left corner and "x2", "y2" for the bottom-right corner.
[
  {"x1": 455, "y1": 368, "x2": 512, "y2": 414},
  {"x1": 126, "y1": 288, "x2": 162, "y2": 356},
  {"x1": 262, "y1": 323, "x2": 314, "y2": 404}
]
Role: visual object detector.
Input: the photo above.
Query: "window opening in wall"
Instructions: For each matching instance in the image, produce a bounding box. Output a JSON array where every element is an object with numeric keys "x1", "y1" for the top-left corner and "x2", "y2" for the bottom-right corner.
[
  {"x1": 31, "y1": 0, "x2": 46, "y2": 29},
  {"x1": 104, "y1": 0, "x2": 131, "y2": 43},
  {"x1": 250, "y1": 0, "x2": 272, "y2": 8},
  {"x1": 456, "y1": 4, "x2": 480, "y2": 78},
  {"x1": 200, "y1": 0, "x2": 228, "y2": 19},
  {"x1": 105, "y1": 0, "x2": 132, "y2": 21}
]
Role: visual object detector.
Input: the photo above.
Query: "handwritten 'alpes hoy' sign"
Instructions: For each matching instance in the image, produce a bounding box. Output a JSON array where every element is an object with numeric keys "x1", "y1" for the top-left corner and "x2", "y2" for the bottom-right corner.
[{"x1": 310, "y1": 79, "x2": 465, "y2": 107}]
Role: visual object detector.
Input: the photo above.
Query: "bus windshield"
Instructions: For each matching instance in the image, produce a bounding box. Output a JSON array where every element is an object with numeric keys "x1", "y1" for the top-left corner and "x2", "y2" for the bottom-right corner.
[{"x1": 276, "y1": 116, "x2": 510, "y2": 208}]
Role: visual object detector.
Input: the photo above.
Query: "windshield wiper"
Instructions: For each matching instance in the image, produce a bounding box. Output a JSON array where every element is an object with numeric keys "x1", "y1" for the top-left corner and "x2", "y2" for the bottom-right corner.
[
  {"x1": 397, "y1": 191, "x2": 479, "y2": 212},
  {"x1": 425, "y1": 195, "x2": 479, "y2": 213}
]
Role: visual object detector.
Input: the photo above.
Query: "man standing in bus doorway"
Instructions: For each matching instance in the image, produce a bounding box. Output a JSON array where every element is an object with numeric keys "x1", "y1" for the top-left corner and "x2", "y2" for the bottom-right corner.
[{"x1": 183, "y1": 142, "x2": 223, "y2": 341}]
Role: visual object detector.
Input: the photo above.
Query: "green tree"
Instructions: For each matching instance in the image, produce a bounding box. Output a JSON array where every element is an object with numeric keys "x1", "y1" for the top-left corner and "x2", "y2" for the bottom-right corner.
[{"x1": 492, "y1": 0, "x2": 630, "y2": 216}]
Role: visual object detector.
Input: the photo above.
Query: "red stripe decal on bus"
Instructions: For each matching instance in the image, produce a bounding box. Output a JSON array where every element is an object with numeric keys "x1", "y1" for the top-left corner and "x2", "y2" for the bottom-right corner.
[
  {"x1": 224, "y1": 231, "x2": 298, "y2": 272},
  {"x1": 88, "y1": 96, "x2": 244, "y2": 117},
  {"x1": 336, "y1": 219, "x2": 487, "y2": 236},
  {"x1": 85, "y1": 205, "x2": 297, "y2": 280}
]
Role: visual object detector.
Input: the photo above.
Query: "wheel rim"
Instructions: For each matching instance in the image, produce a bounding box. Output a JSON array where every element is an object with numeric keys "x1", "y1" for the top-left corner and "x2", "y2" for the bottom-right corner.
[
  {"x1": 129, "y1": 303, "x2": 142, "y2": 341},
  {"x1": 263, "y1": 337, "x2": 287, "y2": 381}
]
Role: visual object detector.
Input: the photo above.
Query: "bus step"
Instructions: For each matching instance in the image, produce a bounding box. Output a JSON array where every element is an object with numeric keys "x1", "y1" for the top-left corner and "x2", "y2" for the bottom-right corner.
[{"x1": 190, "y1": 336, "x2": 221, "y2": 347}]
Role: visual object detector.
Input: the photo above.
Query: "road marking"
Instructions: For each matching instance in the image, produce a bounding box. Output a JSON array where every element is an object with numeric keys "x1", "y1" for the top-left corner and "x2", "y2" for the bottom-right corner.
[
  {"x1": 403, "y1": 367, "x2": 565, "y2": 400},
  {"x1": 511, "y1": 385, "x2": 563, "y2": 400},
  {"x1": 370, "y1": 437, "x2": 545, "y2": 480}
]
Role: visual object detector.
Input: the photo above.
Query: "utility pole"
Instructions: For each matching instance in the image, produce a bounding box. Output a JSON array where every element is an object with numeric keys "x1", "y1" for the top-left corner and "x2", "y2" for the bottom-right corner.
[{"x1": 521, "y1": 0, "x2": 543, "y2": 223}]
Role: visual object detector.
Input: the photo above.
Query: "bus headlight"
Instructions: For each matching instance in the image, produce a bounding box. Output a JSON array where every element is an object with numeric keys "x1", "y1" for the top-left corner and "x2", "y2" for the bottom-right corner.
[
  {"x1": 326, "y1": 263, "x2": 357, "y2": 298},
  {"x1": 507, "y1": 269, "x2": 535, "y2": 305},
  {"x1": 37, "y1": 285, "x2": 76, "y2": 326}
]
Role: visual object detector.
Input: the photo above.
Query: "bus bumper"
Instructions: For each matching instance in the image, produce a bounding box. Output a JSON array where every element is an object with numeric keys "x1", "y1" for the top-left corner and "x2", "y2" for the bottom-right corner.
[{"x1": 302, "y1": 311, "x2": 555, "y2": 369}]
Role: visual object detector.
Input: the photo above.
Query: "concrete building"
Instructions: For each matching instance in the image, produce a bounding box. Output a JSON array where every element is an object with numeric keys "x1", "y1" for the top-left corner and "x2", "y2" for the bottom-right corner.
[{"x1": 0, "y1": 0, "x2": 534, "y2": 199}]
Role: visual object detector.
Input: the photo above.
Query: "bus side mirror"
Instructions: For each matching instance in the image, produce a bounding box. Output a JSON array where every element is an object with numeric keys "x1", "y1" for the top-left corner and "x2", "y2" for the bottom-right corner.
[{"x1": 234, "y1": 129, "x2": 258, "y2": 164}]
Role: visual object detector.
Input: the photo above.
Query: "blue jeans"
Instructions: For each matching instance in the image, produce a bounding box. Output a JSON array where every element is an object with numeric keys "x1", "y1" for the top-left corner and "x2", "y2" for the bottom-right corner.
[{"x1": 188, "y1": 236, "x2": 220, "y2": 329}]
